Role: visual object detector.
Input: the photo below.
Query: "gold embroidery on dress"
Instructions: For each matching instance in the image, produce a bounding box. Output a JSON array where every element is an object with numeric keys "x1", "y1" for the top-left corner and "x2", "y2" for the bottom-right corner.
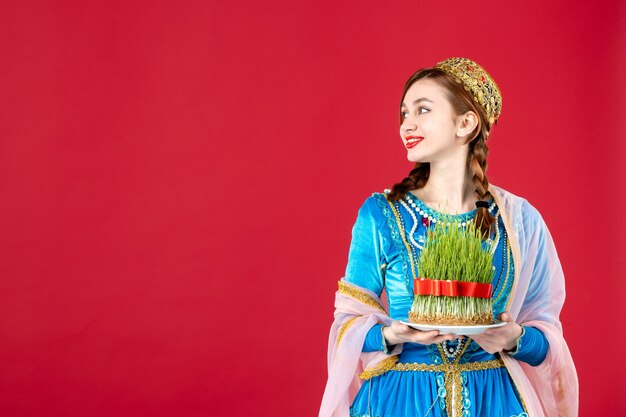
[
  {"x1": 452, "y1": 368, "x2": 464, "y2": 417},
  {"x1": 338, "y1": 281, "x2": 385, "y2": 313},
  {"x1": 493, "y1": 237, "x2": 512, "y2": 304},
  {"x1": 383, "y1": 196, "x2": 418, "y2": 280},
  {"x1": 393, "y1": 358, "x2": 506, "y2": 413},
  {"x1": 360, "y1": 357, "x2": 505, "y2": 380},
  {"x1": 435, "y1": 341, "x2": 470, "y2": 414},
  {"x1": 393, "y1": 359, "x2": 504, "y2": 372},
  {"x1": 359, "y1": 356, "x2": 399, "y2": 380},
  {"x1": 337, "y1": 317, "x2": 358, "y2": 345}
]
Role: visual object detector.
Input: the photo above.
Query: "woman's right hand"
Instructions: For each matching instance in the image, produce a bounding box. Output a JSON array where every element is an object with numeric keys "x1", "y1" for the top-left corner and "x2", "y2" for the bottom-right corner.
[{"x1": 382, "y1": 320, "x2": 460, "y2": 346}]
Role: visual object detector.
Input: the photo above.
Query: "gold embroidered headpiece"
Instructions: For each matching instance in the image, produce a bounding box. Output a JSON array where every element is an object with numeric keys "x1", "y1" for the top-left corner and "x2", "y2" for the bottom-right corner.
[{"x1": 435, "y1": 57, "x2": 502, "y2": 127}]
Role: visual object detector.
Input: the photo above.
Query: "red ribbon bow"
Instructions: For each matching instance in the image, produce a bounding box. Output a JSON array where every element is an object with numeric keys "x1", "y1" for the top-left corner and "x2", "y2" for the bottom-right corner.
[{"x1": 414, "y1": 278, "x2": 493, "y2": 299}]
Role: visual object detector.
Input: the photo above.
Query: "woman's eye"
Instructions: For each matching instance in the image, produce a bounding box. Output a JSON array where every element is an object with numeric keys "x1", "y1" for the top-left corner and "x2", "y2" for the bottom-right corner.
[{"x1": 401, "y1": 108, "x2": 429, "y2": 119}]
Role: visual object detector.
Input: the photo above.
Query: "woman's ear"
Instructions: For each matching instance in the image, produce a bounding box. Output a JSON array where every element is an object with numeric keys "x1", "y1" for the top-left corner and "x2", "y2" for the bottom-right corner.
[{"x1": 456, "y1": 111, "x2": 479, "y2": 142}]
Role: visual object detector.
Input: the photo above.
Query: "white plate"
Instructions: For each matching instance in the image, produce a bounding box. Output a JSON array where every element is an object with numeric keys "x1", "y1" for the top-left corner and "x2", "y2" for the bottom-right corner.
[{"x1": 399, "y1": 320, "x2": 506, "y2": 335}]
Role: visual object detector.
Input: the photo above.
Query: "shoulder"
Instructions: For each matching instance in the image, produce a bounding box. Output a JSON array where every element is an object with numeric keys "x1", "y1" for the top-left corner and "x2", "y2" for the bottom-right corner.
[
  {"x1": 354, "y1": 190, "x2": 393, "y2": 223},
  {"x1": 357, "y1": 189, "x2": 391, "y2": 209},
  {"x1": 490, "y1": 183, "x2": 545, "y2": 229}
]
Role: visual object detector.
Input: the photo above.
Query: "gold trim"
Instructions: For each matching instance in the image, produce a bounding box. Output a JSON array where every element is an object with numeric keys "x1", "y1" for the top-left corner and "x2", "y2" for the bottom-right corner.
[
  {"x1": 338, "y1": 281, "x2": 385, "y2": 313},
  {"x1": 489, "y1": 187, "x2": 520, "y2": 314},
  {"x1": 452, "y1": 368, "x2": 464, "y2": 417},
  {"x1": 435, "y1": 339, "x2": 470, "y2": 366},
  {"x1": 437, "y1": 343, "x2": 448, "y2": 363},
  {"x1": 455, "y1": 340, "x2": 470, "y2": 362},
  {"x1": 336, "y1": 317, "x2": 358, "y2": 345},
  {"x1": 493, "y1": 236, "x2": 511, "y2": 304},
  {"x1": 394, "y1": 358, "x2": 505, "y2": 414},
  {"x1": 392, "y1": 358, "x2": 505, "y2": 372},
  {"x1": 490, "y1": 186, "x2": 528, "y2": 414},
  {"x1": 359, "y1": 356, "x2": 399, "y2": 380},
  {"x1": 446, "y1": 365, "x2": 454, "y2": 413},
  {"x1": 383, "y1": 196, "x2": 418, "y2": 280}
]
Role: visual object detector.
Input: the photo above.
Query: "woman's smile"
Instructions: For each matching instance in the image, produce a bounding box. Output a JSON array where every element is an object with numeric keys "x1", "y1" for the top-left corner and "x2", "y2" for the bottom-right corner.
[{"x1": 405, "y1": 135, "x2": 424, "y2": 148}]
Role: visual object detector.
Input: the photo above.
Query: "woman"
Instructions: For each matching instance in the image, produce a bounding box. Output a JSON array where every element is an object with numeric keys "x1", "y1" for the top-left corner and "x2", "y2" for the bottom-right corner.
[{"x1": 319, "y1": 57, "x2": 578, "y2": 417}]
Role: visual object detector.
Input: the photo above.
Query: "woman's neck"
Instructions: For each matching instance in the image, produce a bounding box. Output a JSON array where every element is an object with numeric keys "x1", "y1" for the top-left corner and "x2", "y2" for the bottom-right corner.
[{"x1": 413, "y1": 159, "x2": 478, "y2": 214}]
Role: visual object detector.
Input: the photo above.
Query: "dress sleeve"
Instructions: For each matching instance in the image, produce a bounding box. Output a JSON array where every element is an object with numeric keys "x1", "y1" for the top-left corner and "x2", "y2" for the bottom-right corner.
[
  {"x1": 362, "y1": 323, "x2": 393, "y2": 353},
  {"x1": 344, "y1": 196, "x2": 389, "y2": 353},
  {"x1": 344, "y1": 196, "x2": 386, "y2": 297},
  {"x1": 507, "y1": 325, "x2": 549, "y2": 366}
]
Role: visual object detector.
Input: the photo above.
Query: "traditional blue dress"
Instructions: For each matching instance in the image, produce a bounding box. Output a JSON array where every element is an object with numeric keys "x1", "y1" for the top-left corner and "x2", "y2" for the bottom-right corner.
[{"x1": 346, "y1": 191, "x2": 548, "y2": 417}]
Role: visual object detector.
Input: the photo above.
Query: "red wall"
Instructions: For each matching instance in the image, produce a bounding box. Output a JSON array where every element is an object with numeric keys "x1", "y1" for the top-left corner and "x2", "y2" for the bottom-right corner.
[{"x1": 1, "y1": 1, "x2": 624, "y2": 416}]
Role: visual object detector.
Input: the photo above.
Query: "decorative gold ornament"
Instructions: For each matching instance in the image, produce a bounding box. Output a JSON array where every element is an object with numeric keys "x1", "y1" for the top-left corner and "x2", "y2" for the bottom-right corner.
[
  {"x1": 338, "y1": 281, "x2": 386, "y2": 313},
  {"x1": 435, "y1": 57, "x2": 502, "y2": 128},
  {"x1": 336, "y1": 317, "x2": 359, "y2": 345},
  {"x1": 359, "y1": 356, "x2": 399, "y2": 380}
]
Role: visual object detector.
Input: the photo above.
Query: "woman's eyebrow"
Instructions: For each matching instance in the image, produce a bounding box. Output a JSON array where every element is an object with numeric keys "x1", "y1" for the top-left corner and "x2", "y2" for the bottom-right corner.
[{"x1": 402, "y1": 98, "x2": 434, "y2": 107}]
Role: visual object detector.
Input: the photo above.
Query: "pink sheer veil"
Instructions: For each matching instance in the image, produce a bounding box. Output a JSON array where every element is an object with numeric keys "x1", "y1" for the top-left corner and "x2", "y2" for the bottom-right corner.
[
  {"x1": 319, "y1": 282, "x2": 403, "y2": 417},
  {"x1": 491, "y1": 184, "x2": 579, "y2": 417}
]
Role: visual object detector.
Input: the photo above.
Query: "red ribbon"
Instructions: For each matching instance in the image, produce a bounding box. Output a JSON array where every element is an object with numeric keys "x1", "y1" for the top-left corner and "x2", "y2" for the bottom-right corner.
[{"x1": 414, "y1": 277, "x2": 493, "y2": 299}]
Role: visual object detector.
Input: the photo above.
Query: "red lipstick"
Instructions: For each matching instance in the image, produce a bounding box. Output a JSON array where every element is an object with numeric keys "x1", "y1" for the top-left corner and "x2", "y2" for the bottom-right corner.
[{"x1": 405, "y1": 136, "x2": 424, "y2": 149}]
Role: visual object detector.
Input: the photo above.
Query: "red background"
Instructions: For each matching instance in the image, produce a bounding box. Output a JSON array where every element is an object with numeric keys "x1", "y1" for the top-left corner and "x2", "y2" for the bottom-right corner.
[{"x1": 1, "y1": 1, "x2": 624, "y2": 416}]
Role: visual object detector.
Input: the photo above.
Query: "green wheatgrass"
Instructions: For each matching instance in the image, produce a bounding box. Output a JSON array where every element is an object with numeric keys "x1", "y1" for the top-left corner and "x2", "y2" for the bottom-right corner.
[{"x1": 410, "y1": 212, "x2": 495, "y2": 325}]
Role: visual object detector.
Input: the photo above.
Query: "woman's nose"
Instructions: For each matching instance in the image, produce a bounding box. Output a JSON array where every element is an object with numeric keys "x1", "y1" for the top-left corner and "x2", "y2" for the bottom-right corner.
[{"x1": 402, "y1": 120, "x2": 416, "y2": 133}]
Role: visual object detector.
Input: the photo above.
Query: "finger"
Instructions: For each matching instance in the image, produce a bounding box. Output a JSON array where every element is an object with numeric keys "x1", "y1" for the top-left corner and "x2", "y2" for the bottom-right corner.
[
  {"x1": 432, "y1": 334, "x2": 456, "y2": 344},
  {"x1": 394, "y1": 323, "x2": 411, "y2": 333},
  {"x1": 412, "y1": 330, "x2": 439, "y2": 343},
  {"x1": 471, "y1": 339, "x2": 492, "y2": 352},
  {"x1": 429, "y1": 335, "x2": 446, "y2": 344},
  {"x1": 500, "y1": 312, "x2": 512, "y2": 322},
  {"x1": 422, "y1": 330, "x2": 440, "y2": 338},
  {"x1": 482, "y1": 328, "x2": 507, "y2": 337},
  {"x1": 428, "y1": 331, "x2": 455, "y2": 342}
]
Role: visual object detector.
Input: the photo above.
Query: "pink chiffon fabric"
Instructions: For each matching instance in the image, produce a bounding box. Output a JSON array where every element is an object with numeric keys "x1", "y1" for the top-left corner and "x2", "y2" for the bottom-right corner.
[{"x1": 318, "y1": 184, "x2": 579, "y2": 417}]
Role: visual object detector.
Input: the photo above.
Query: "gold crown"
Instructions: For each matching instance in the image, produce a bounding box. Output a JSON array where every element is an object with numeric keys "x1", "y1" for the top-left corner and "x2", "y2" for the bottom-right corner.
[{"x1": 435, "y1": 57, "x2": 502, "y2": 128}]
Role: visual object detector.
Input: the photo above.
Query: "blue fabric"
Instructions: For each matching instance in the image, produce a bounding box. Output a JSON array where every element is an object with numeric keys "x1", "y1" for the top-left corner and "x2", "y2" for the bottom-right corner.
[
  {"x1": 346, "y1": 192, "x2": 545, "y2": 417},
  {"x1": 509, "y1": 326, "x2": 549, "y2": 366},
  {"x1": 362, "y1": 323, "x2": 385, "y2": 352}
]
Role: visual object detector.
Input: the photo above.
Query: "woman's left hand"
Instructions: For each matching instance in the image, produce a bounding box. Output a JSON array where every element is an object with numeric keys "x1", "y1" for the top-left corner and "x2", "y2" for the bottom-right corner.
[{"x1": 470, "y1": 312, "x2": 523, "y2": 354}]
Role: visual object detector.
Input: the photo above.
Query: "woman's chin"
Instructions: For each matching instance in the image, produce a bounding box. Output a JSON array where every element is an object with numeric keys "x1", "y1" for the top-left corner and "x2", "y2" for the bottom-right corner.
[{"x1": 407, "y1": 155, "x2": 428, "y2": 164}]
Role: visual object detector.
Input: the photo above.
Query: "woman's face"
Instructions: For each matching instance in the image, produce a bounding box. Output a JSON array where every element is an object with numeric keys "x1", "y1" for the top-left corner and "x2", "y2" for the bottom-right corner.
[{"x1": 400, "y1": 78, "x2": 469, "y2": 164}]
